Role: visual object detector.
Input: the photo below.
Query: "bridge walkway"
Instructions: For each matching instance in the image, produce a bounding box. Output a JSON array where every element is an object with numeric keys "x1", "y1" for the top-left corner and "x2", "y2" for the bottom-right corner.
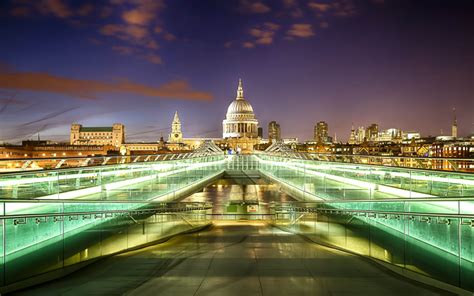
[{"x1": 15, "y1": 222, "x2": 449, "y2": 296}]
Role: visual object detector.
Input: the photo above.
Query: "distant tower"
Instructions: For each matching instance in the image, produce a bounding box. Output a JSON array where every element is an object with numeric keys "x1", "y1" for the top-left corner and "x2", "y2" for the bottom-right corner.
[
  {"x1": 268, "y1": 121, "x2": 281, "y2": 143},
  {"x1": 70, "y1": 123, "x2": 82, "y2": 145},
  {"x1": 168, "y1": 111, "x2": 183, "y2": 143},
  {"x1": 348, "y1": 124, "x2": 356, "y2": 145},
  {"x1": 314, "y1": 121, "x2": 329, "y2": 143},
  {"x1": 452, "y1": 107, "x2": 458, "y2": 138},
  {"x1": 257, "y1": 127, "x2": 263, "y2": 138}
]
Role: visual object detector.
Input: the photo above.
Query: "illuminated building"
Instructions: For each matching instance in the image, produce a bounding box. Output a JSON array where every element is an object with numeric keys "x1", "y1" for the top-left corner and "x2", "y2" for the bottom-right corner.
[
  {"x1": 0, "y1": 142, "x2": 109, "y2": 159},
  {"x1": 314, "y1": 121, "x2": 329, "y2": 143},
  {"x1": 452, "y1": 107, "x2": 458, "y2": 138},
  {"x1": 168, "y1": 111, "x2": 183, "y2": 143},
  {"x1": 348, "y1": 125, "x2": 356, "y2": 145},
  {"x1": 222, "y1": 79, "x2": 260, "y2": 152},
  {"x1": 366, "y1": 123, "x2": 378, "y2": 141},
  {"x1": 377, "y1": 128, "x2": 403, "y2": 143},
  {"x1": 268, "y1": 121, "x2": 281, "y2": 143},
  {"x1": 70, "y1": 123, "x2": 124, "y2": 147}
]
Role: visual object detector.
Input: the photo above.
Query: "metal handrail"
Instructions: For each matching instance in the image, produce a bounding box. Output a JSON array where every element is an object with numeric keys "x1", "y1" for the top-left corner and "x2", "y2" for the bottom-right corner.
[
  {"x1": 256, "y1": 150, "x2": 474, "y2": 162},
  {"x1": 0, "y1": 153, "x2": 224, "y2": 176},
  {"x1": 274, "y1": 208, "x2": 474, "y2": 219},
  {"x1": 257, "y1": 153, "x2": 474, "y2": 175},
  {"x1": 2, "y1": 207, "x2": 212, "y2": 220},
  {"x1": 0, "y1": 151, "x2": 224, "y2": 174}
]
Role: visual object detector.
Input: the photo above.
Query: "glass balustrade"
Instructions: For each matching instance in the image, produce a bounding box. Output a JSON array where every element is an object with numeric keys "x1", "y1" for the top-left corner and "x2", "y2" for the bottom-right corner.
[
  {"x1": 273, "y1": 198, "x2": 474, "y2": 292},
  {"x1": 257, "y1": 154, "x2": 474, "y2": 199},
  {"x1": 0, "y1": 154, "x2": 225, "y2": 201},
  {"x1": 0, "y1": 200, "x2": 211, "y2": 289}
]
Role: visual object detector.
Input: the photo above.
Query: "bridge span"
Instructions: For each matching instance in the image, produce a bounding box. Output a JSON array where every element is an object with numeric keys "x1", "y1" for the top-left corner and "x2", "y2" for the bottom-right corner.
[{"x1": 1, "y1": 152, "x2": 473, "y2": 294}]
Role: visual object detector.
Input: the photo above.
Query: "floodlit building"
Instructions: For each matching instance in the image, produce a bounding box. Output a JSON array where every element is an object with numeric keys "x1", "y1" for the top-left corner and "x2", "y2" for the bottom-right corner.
[
  {"x1": 366, "y1": 123, "x2": 379, "y2": 141},
  {"x1": 257, "y1": 127, "x2": 263, "y2": 138},
  {"x1": 168, "y1": 111, "x2": 183, "y2": 143},
  {"x1": 222, "y1": 79, "x2": 260, "y2": 152},
  {"x1": 268, "y1": 121, "x2": 281, "y2": 143},
  {"x1": 452, "y1": 108, "x2": 458, "y2": 138},
  {"x1": 70, "y1": 123, "x2": 125, "y2": 147},
  {"x1": 314, "y1": 121, "x2": 329, "y2": 143}
]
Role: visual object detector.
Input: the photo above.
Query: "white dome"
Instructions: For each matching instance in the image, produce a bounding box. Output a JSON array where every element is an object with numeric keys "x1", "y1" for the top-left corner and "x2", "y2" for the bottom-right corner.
[
  {"x1": 226, "y1": 99, "x2": 255, "y2": 118},
  {"x1": 222, "y1": 79, "x2": 259, "y2": 139}
]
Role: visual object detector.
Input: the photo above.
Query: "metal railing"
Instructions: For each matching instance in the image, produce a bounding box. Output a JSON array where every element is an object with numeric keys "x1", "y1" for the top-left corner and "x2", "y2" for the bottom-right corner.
[
  {"x1": 257, "y1": 153, "x2": 474, "y2": 199},
  {"x1": 206, "y1": 213, "x2": 275, "y2": 220},
  {"x1": 4, "y1": 151, "x2": 473, "y2": 174},
  {"x1": 272, "y1": 198, "x2": 474, "y2": 292},
  {"x1": 0, "y1": 200, "x2": 212, "y2": 292},
  {"x1": 0, "y1": 154, "x2": 225, "y2": 200},
  {"x1": 259, "y1": 151, "x2": 474, "y2": 173},
  {"x1": 0, "y1": 151, "x2": 224, "y2": 173}
]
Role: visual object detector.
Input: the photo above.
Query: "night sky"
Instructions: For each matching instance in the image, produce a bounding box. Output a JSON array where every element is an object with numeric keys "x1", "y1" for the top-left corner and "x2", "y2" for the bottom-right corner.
[{"x1": 0, "y1": 0, "x2": 473, "y2": 143}]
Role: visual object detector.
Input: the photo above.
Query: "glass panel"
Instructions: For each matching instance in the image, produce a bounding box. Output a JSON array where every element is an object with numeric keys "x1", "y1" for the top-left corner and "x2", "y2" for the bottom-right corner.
[{"x1": 5, "y1": 216, "x2": 63, "y2": 284}]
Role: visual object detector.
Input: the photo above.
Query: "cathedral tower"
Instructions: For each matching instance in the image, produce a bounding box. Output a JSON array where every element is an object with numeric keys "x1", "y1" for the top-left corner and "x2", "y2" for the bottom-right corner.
[{"x1": 168, "y1": 111, "x2": 183, "y2": 143}]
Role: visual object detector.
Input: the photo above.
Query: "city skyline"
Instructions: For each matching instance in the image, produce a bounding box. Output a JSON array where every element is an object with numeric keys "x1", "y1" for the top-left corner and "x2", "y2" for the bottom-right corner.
[{"x1": 1, "y1": 0, "x2": 473, "y2": 143}]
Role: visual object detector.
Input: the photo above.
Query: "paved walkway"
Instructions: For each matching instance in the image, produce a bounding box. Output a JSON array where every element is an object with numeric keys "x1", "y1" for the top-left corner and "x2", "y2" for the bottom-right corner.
[{"x1": 16, "y1": 222, "x2": 449, "y2": 296}]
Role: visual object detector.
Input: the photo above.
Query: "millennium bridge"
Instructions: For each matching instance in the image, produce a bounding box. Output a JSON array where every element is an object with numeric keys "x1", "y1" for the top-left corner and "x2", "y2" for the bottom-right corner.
[{"x1": 1, "y1": 145, "x2": 474, "y2": 295}]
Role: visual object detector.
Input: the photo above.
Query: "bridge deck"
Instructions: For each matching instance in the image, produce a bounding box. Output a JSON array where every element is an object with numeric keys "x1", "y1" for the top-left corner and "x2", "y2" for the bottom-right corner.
[{"x1": 16, "y1": 222, "x2": 448, "y2": 296}]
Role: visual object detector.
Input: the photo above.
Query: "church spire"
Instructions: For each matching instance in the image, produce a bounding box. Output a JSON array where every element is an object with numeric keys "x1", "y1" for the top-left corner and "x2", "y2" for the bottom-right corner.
[
  {"x1": 236, "y1": 78, "x2": 244, "y2": 100},
  {"x1": 453, "y1": 107, "x2": 457, "y2": 126},
  {"x1": 173, "y1": 110, "x2": 180, "y2": 123},
  {"x1": 452, "y1": 107, "x2": 458, "y2": 138}
]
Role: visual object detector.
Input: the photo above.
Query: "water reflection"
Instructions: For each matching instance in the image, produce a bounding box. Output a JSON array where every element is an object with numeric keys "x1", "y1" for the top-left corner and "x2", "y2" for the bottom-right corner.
[{"x1": 180, "y1": 177, "x2": 296, "y2": 215}]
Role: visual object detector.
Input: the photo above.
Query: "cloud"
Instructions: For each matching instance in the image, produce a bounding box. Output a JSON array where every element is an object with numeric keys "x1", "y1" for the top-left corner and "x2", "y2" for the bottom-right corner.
[
  {"x1": 145, "y1": 40, "x2": 159, "y2": 49},
  {"x1": 38, "y1": 0, "x2": 72, "y2": 18},
  {"x1": 10, "y1": 6, "x2": 31, "y2": 17},
  {"x1": 282, "y1": 0, "x2": 303, "y2": 18},
  {"x1": 308, "y1": 2, "x2": 331, "y2": 12},
  {"x1": 10, "y1": 0, "x2": 95, "y2": 19},
  {"x1": 163, "y1": 32, "x2": 176, "y2": 41},
  {"x1": 240, "y1": 0, "x2": 271, "y2": 14},
  {"x1": 122, "y1": 9, "x2": 155, "y2": 26},
  {"x1": 21, "y1": 107, "x2": 78, "y2": 126},
  {"x1": 264, "y1": 22, "x2": 280, "y2": 31},
  {"x1": 121, "y1": 0, "x2": 164, "y2": 25},
  {"x1": 287, "y1": 24, "x2": 314, "y2": 38},
  {"x1": 111, "y1": 45, "x2": 136, "y2": 55},
  {"x1": 242, "y1": 42, "x2": 255, "y2": 48},
  {"x1": 290, "y1": 8, "x2": 304, "y2": 18},
  {"x1": 100, "y1": 24, "x2": 149, "y2": 40},
  {"x1": 282, "y1": 0, "x2": 297, "y2": 7},
  {"x1": 0, "y1": 92, "x2": 28, "y2": 114},
  {"x1": 0, "y1": 67, "x2": 213, "y2": 101},
  {"x1": 247, "y1": 22, "x2": 280, "y2": 46},
  {"x1": 144, "y1": 53, "x2": 162, "y2": 64},
  {"x1": 77, "y1": 3, "x2": 94, "y2": 17},
  {"x1": 333, "y1": 1, "x2": 357, "y2": 17},
  {"x1": 8, "y1": 0, "x2": 172, "y2": 65}
]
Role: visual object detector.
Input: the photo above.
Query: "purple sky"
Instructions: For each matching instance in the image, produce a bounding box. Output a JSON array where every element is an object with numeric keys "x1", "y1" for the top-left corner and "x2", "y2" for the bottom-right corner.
[{"x1": 0, "y1": 0, "x2": 473, "y2": 143}]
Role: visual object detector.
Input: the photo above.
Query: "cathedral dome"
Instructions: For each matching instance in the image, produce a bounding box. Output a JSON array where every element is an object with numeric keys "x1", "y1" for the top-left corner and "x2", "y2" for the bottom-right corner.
[
  {"x1": 222, "y1": 79, "x2": 259, "y2": 139},
  {"x1": 225, "y1": 79, "x2": 256, "y2": 121},
  {"x1": 226, "y1": 98, "x2": 254, "y2": 117}
]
